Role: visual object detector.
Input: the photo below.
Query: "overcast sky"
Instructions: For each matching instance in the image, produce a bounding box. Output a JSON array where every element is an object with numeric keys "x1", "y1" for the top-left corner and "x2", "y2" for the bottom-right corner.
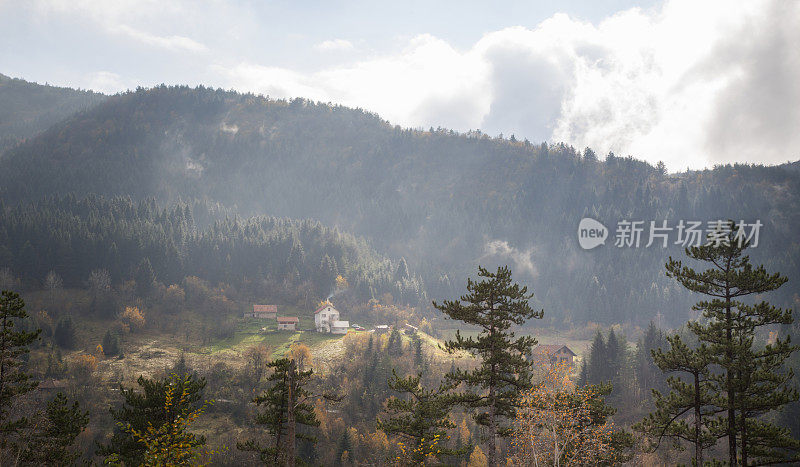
[{"x1": 1, "y1": 0, "x2": 798, "y2": 170}]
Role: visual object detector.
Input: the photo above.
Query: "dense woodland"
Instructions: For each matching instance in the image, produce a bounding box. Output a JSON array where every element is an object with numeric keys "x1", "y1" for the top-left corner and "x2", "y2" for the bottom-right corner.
[
  {"x1": 0, "y1": 194, "x2": 425, "y2": 308},
  {"x1": 1, "y1": 84, "x2": 798, "y2": 327}
]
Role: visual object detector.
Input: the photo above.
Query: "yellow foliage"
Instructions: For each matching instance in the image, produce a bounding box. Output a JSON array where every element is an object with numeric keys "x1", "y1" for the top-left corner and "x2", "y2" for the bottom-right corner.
[
  {"x1": 120, "y1": 306, "x2": 146, "y2": 332},
  {"x1": 289, "y1": 342, "x2": 313, "y2": 371},
  {"x1": 510, "y1": 361, "x2": 616, "y2": 466},
  {"x1": 335, "y1": 274, "x2": 349, "y2": 289},
  {"x1": 95, "y1": 344, "x2": 104, "y2": 358},
  {"x1": 467, "y1": 446, "x2": 488, "y2": 467}
]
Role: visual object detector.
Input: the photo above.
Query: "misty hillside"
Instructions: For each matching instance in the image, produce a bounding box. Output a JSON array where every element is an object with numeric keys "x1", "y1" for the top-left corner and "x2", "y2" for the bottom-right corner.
[
  {"x1": 1, "y1": 84, "x2": 799, "y2": 326},
  {"x1": 0, "y1": 73, "x2": 106, "y2": 154},
  {"x1": 0, "y1": 194, "x2": 424, "y2": 307}
]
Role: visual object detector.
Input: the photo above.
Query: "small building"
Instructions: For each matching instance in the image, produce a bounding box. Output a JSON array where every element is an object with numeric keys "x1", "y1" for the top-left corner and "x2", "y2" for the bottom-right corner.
[
  {"x1": 331, "y1": 320, "x2": 350, "y2": 334},
  {"x1": 244, "y1": 304, "x2": 277, "y2": 319},
  {"x1": 315, "y1": 302, "x2": 340, "y2": 333},
  {"x1": 39, "y1": 379, "x2": 68, "y2": 391},
  {"x1": 277, "y1": 316, "x2": 299, "y2": 331},
  {"x1": 374, "y1": 325, "x2": 390, "y2": 334},
  {"x1": 531, "y1": 344, "x2": 577, "y2": 366}
]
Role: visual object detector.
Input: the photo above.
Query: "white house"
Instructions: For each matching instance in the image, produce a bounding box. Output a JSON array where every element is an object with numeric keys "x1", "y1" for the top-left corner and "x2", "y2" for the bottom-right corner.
[{"x1": 315, "y1": 302, "x2": 348, "y2": 333}]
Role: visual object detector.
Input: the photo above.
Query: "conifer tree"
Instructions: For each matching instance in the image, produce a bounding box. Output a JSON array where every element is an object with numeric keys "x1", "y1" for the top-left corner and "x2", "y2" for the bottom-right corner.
[
  {"x1": 434, "y1": 266, "x2": 543, "y2": 466},
  {"x1": 377, "y1": 371, "x2": 464, "y2": 464},
  {"x1": 22, "y1": 392, "x2": 89, "y2": 464},
  {"x1": 0, "y1": 290, "x2": 40, "y2": 436},
  {"x1": 635, "y1": 335, "x2": 718, "y2": 465},
  {"x1": 239, "y1": 357, "x2": 321, "y2": 466},
  {"x1": 98, "y1": 374, "x2": 207, "y2": 465},
  {"x1": 666, "y1": 220, "x2": 799, "y2": 465},
  {"x1": 585, "y1": 330, "x2": 607, "y2": 385}
]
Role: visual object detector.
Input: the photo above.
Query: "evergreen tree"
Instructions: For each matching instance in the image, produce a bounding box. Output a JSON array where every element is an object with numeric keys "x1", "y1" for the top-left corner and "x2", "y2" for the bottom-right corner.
[
  {"x1": 666, "y1": 220, "x2": 799, "y2": 465},
  {"x1": 606, "y1": 328, "x2": 625, "y2": 386},
  {"x1": 102, "y1": 330, "x2": 120, "y2": 357},
  {"x1": 53, "y1": 315, "x2": 76, "y2": 349},
  {"x1": 636, "y1": 321, "x2": 667, "y2": 396},
  {"x1": 134, "y1": 257, "x2": 156, "y2": 297},
  {"x1": 433, "y1": 266, "x2": 543, "y2": 466},
  {"x1": 635, "y1": 335, "x2": 718, "y2": 465},
  {"x1": 586, "y1": 330, "x2": 607, "y2": 385},
  {"x1": 97, "y1": 374, "x2": 207, "y2": 466},
  {"x1": 22, "y1": 392, "x2": 89, "y2": 465},
  {"x1": 0, "y1": 290, "x2": 40, "y2": 436},
  {"x1": 239, "y1": 357, "x2": 320, "y2": 465},
  {"x1": 377, "y1": 371, "x2": 464, "y2": 464}
]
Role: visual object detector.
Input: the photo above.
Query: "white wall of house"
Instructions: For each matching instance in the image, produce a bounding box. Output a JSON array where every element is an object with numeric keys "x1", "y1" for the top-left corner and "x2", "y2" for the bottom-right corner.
[{"x1": 315, "y1": 305, "x2": 340, "y2": 332}]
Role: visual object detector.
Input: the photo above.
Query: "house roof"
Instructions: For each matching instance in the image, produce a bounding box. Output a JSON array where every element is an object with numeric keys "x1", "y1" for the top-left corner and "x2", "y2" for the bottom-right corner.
[
  {"x1": 314, "y1": 303, "x2": 337, "y2": 314},
  {"x1": 277, "y1": 316, "x2": 299, "y2": 323},
  {"x1": 532, "y1": 344, "x2": 576, "y2": 357},
  {"x1": 253, "y1": 304, "x2": 277, "y2": 313}
]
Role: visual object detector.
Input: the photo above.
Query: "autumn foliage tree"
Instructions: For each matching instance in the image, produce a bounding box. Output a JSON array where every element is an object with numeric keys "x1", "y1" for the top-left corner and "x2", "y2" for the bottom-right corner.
[{"x1": 511, "y1": 361, "x2": 619, "y2": 466}]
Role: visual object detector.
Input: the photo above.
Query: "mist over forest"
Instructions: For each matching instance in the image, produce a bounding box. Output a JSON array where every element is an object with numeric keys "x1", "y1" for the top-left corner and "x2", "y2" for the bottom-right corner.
[
  {"x1": 2, "y1": 80, "x2": 798, "y2": 328},
  {"x1": 1, "y1": 68, "x2": 799, "y2": 465}
]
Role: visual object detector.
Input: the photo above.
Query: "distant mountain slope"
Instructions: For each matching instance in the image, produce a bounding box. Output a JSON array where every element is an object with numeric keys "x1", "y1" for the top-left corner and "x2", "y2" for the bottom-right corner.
[
  {"x1": 1, "y1": 85, "x2": 798, "y2": 326},
  {"x1": 0, "y1": 73, "x2": 106, "y2": 154}
]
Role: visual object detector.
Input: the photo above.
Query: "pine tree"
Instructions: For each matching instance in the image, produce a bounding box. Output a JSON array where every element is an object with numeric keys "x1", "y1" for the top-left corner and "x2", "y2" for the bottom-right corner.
[
  {"x1": 586, "y1": 330, "x2": 607, "y2": 385},
  {"x1": 53, "y1": 315, "x2": 76, "y2": 349},
  {"x1": 0, "y1": 290, "x2": 41, "y2": 436},
  {"x1": 102, "y1": 330, "x2": 120, "y2": 356},
  {"x1": 666, "y1": 220, "x2": 799, "y2": 465},
  {"x1": 635, "y1": 335, "x2": 717, "y2": 465},
  {"x1": 377, "y1": 371, "x2": 463, "y2": 464},
  {"x1": 433, "y1": 266, "x2": 543, "y2": 466},
  {"x1": 98, "y1": 374, "x2": 207, "y2": 465},
  {"x1": 636, "y1": 321, "x2": 667, "y2": 396},
  {"x1": 239, "y1": 357, "x2": 321, "y2": 466},
  {"x1": 606, "y1": 328, "x2": 625, "y2": 386},
  {"x1": 22, "y1": 392, "x2": 89, "y2": 464}
]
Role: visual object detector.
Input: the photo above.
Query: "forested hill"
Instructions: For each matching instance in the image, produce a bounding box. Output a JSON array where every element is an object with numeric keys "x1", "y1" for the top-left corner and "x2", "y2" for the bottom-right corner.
[
  {"x1": 0, "y1": 73, "x2": 106, "y2": 154},
  {"x1": 0, "y1": 194, "x2": 424, "y2": 307},
  {"x1": 1, "y1": 84, "x2": 799, "y2": 326}
]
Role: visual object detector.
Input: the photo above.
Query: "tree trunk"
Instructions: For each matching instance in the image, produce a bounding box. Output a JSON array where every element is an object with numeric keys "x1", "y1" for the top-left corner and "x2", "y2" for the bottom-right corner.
[
  {"x1": 694, "y1": 372, "x2": 703, "y2": 467},
  {"x1": 726, "y1": 286, "x2": 738, "y2": 466},
  {"x1": 286, "y1": 360, "x2": 296, "y2": 467}
]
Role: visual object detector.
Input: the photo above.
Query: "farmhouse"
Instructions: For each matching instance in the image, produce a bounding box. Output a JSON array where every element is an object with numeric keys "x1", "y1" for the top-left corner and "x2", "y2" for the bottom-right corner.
[
  {"x1": 315, "y1": 302, "x2": 349, "y2": 333},
  {"x1": 530, "y1": 344, "x2": 577, "y2": 366},
  {"x1": 244, "y1": 304, "x2": 277, "y2": 319},
  {"x1": 277, "y1": 316, "x2": 299, "y2": 331}
]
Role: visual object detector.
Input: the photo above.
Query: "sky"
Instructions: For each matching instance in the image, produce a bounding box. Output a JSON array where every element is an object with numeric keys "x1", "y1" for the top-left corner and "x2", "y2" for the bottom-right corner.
[{"x1": 1, "y1": 0, "x2": 798, "y2": 170}]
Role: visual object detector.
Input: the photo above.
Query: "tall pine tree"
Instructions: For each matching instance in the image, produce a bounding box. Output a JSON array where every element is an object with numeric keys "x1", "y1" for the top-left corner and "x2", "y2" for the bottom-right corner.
[
  {"x1": 434, "y1": 266, "x2": 543, "y2": 466},
  {"x1": 0, "y1": 290, "x2": 40, "y2": 437},
  {"x1": 635, "y1": 335, "x2": 718, "y2": 465},
  {"x1": 666, "y1": 220, "x2": 799, "y2": 465},
  {"x1": 239, "y1": 357, "x2": 321, "y2": 466}
]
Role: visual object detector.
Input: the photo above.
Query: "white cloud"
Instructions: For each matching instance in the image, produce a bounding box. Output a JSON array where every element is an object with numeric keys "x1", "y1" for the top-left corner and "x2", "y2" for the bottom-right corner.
[
  {"x1": 216, "y1": 0, "x2": 800, "y2": 170},
  {"x1": 32, "y1": 0, "x2": 208, "y2": 53},
  {"x1": 86, "y1": 71, "x2": 127, "y2": 94},
  {"x1": 113, "y1": 24, "x2": 207, "y2": 53},
  {"x1": 314, "y1": 39, "x2": 354, "y2": 52}
]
